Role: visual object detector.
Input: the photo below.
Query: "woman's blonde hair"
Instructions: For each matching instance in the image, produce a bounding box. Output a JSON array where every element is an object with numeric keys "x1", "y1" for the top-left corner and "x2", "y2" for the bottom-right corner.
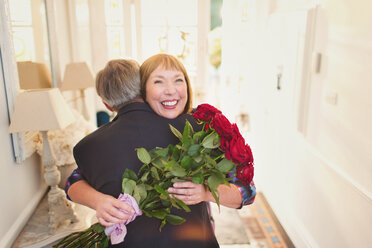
[
  {"x1": 96, "y1": 59, "x2": 141, "y2": 111},
  {"x1": 140, "y1": 54, "x2": 193, "y2": 114}
]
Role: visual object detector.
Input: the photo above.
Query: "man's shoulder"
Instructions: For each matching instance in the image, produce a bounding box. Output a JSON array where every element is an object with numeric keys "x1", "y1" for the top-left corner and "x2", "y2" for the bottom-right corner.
[
  {"x1": 73, "y1": 122, "x2": 111, "y2": 153},
  {"x1": 169, "y1": 113, "x2": 202, "y2": 132}
]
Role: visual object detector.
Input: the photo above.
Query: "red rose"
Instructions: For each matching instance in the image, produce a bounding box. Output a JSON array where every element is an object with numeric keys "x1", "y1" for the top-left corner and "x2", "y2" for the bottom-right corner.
[
  {"x1": 245, "y1": 144, "x2": 254, "y2": 165},
  {"x1": 228, "y1": 134, "x2": 250, "y2": 164},
  {"x1": 231, "y1": 124, "x2": 242, "y2": 139},
  {"x1": 236, "y1": 164, "x2": 254, "y2": 185},
  {"x1": 193, "y1": 104, "x2": 221, "y2": 122},
  {"x1": 211, "y1": 113, "x2": 233, "y2": 138}
]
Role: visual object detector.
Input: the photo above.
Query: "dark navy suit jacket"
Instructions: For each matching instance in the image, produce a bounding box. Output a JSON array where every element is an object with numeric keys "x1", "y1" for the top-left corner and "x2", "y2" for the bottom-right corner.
[{"x1": 73, "y1": 102, "x2": 219, "y2": 248}]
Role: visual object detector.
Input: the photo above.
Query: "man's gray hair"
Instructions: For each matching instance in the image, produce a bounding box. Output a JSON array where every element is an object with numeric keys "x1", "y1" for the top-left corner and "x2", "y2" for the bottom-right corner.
[{"x1": 96, "y1": 59, "x2": 141, "y2": 110}]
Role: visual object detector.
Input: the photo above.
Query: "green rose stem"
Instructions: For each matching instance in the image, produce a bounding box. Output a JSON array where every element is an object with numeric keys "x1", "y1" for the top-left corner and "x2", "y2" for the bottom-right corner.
[{"x1": 189, "y1": 163, "x2": 208, "y2": 176}]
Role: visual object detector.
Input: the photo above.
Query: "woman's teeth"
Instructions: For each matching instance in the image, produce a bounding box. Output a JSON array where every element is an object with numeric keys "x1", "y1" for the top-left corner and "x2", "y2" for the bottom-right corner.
[{"x1": 162, "y1": 101, "x2": 177, "y2": 106}]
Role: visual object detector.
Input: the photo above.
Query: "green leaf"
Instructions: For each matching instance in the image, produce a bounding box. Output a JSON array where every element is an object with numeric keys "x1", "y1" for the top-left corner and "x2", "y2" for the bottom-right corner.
[
  {"x1": 166, "y1": 214, "x2": 186, "y2": 225},
  {"x1": 122, "y1": 178, "x2": 136, "y2": 195},
  {"x1": 193, "y1": 130, "x2": 205, "y2": 143},
  {"x1": 159, "y1": 219, "x2": 167, "y2": 231},
  {"x1": 143, "y1": 209, "x2": 153, "y2": 217},
  {"x1": 217, "y1": 158, "x2": 235, "y2": 172},
  {"x1": 136, "y1": 148, "x2": 151, "y2": 164},
  {"x1": 170, "y1": 198, "x2": 181, "y2": 209},
  {"x1": 134, "y1": 184, "x2": 147, "y2": 204},
  {"x1": 91, "y1": 223, "x2": 105, "y2": 233},
  {"x1": 205, "y1": 154, "x2": 217, "y2": 167},
  {"x1": 182, "y1": 120, "x2": 190, "y2": 143},
  {"x1": 180, "y1": 155, "x2": 192, "y2": 170},
  {"x1": 201, "y1": 132, "x2": 220, "y2": 149},
  {"x1": 170, "y1": 166, "x2": 187, "y2": 177},
  {"x1": 193, "y1": 155, "x2": 203, "y2": 163},
  {"x1": 151, "y1": 166, "x2": 160, "y2": 180},
  {"x1": 191, "y1": 173, "x2": 204, "y2": 184},
  {"x1": 169, "y1": 124, "x2": 183, "y2": 141},
  {"x1": 188, "y1": 144, "x2": 201, "y2": 157},
  {"x1": 152, "y1": 158, "x2": 165, "y2": 169},
  {"x1": 154, "y1": 147, "x2": 169, "y2": 157},
  {"x1": 207, "y1": 172, "x2": 225, "y2": 191},
  {"x1": 210, "y1": 188, "x2": 220, "y2": 209},
  {"x1": 172, "y1": 197, "x2": 191, "y2": 212},
  {"x1": 172, "y1": 146, "x2": 181, "y2": 161},
  {"x1": 161, "y1": 198, "x2": 171, "y2": 207},
  {"x1": 163, "y1": 159, "x2": 177, "y2": 171},
  {"x1": 144, "y1": 184, "x2": 153, "y2": 190},
  {"x1": 144, "y1": 200, "x2": 160, "y2": 211},
  {"x1": 171, "y1": 178, "x2": 186, "y2": 183},
  {"x1": 154, "y1": 185, "x2": 169, "y2": 197},
  {"x1": 122, "y1": 168, "x2": 138, "y2": 181},
  {"x1": 133, "y1": 191, "x2": 141, "y2": 204},
  {"x1": 140, "y1": 171, "x2": 150, "y2": 182},
  {"x1": 151, "y1": 209, "x2": 168, "y2": 219}
]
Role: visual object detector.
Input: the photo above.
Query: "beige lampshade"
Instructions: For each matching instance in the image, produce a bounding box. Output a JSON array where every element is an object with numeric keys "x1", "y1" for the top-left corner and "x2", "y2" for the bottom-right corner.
[
  {"x1": 60, "y1": 62, "x2": 95, "y2": 90},
  {"x1": 17, "y1": 61, "x2": 52, "y2": 89},
  {"x1": 9, "y1": 88, "x2": 76, "y2": 133}
]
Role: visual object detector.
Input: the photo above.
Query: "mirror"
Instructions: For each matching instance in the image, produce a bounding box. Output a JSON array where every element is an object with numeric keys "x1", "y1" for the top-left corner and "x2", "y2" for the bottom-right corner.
[
  {"x1": 8, "y1": 0, "x2": 52, "y2": 89},
  {"x1": 2, "y1": 0, "x2": 54, "y2": 163}
]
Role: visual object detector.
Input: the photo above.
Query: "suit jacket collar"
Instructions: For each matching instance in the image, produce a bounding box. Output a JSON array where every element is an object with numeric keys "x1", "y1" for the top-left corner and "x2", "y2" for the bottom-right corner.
[{"x1": 113, "y1": 102, "x2": 154, "y2": 121}]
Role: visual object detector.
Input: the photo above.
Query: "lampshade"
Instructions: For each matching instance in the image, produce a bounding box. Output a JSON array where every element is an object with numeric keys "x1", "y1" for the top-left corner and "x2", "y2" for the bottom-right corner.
[
  {"x1": 9, "y1": 88, "x2": 75, "y2": 133},
  {"x1": 17, "y1": 61, "x2": 52, "y2": 89},
  {"x1": 60, "y1": 62, "x2": 95, "y2": 90}
]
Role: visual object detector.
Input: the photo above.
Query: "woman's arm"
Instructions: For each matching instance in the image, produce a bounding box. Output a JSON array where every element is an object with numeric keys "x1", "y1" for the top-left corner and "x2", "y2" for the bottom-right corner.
[{"x1": 66, "y1": 170, "x2": 135, "y2": 226}]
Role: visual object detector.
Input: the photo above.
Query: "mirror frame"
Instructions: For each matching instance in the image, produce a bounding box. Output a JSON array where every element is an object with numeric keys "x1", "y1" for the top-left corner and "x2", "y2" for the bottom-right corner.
[
  {"x1": 0, "y1": 0, "x2": 58, "y2": 163},
  {"x1": 0, "y1": 0, "x2": 25, "y2": 163}
]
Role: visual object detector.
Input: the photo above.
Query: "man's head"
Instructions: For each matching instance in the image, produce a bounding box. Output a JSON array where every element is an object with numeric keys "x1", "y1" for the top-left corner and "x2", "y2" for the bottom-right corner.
[{"x1": 96, "y1": 59, "x2": 141, "y2": 111}]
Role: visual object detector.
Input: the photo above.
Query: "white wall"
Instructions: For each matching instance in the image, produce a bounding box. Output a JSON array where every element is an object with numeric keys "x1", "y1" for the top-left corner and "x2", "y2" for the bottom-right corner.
[
  {"x1": 0, "y1": 65, "x2": 46, "y2": 247},
  {"x1": 221, "y1": 0, "x2": 372, "y2": 247}
]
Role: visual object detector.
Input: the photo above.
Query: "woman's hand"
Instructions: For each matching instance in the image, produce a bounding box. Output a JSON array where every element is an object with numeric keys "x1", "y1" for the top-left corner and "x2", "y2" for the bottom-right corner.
[
  {"x1": 94, "y1": 194, "x2": 135, "y2": 227},
  {"x1": 168, "y1": 181, "x2": 211, "y2": 205}
]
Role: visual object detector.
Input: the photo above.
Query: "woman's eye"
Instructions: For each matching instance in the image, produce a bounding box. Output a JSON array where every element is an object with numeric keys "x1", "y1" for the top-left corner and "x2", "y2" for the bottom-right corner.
[
  {"x1": 154, "y1": 80, "x2": 162, "y2": 84},
  {"x1": 175, "y1": 78, "x2": 184, "y2": 83}
]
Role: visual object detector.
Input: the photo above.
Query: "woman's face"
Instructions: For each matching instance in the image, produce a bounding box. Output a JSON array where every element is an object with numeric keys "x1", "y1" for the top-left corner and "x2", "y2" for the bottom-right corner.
[{"x1": 145, "y1": 66, "x2": 188, "y2": 119}]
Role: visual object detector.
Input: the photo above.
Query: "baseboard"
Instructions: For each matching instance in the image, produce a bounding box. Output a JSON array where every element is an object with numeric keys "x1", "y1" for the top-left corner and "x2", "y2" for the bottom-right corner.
[
  {"x1": 0, "y1": 185, "x2": 48, "y2": 248},
  {"x1": 299, "y1": 136, "x2": 372, "y2": 204},
  {"x1": 287, "y1": 216, "x2": 320, "y2": 248},
  {"x1": 263, "y1": 191, "x2": 320, "y2": 248}
]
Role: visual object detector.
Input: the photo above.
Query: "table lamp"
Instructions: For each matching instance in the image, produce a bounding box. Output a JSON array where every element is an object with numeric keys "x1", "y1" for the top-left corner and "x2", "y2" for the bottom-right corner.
[
  {"x1": 9, "y1": 88, "x2": 78, "y2": 233},
  {"x1": 60, "y1": 62, "x2": 95, "y2": 121},
  {"x1": 17, "y1": 61, "x2": 52, "y2": 89}
]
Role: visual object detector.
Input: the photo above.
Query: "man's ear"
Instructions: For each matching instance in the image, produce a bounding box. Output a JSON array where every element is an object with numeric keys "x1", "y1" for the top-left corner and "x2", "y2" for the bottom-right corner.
[{"x1": 103, "y1": 102, "x2": 114, "y2": 112}]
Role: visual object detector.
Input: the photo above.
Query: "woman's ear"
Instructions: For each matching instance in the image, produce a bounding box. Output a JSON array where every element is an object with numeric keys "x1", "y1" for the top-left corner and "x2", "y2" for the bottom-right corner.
[{"x1": 103, "y1": 101, "x2": 114, "y2": 112}]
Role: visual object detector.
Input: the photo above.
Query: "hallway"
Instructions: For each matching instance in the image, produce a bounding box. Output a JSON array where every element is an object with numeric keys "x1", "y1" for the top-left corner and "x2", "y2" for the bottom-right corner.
[
  {"x1": 213, "y1": 193, "x2": 294, "y2": 248},
  {"x1": 1, "y1": 0, "x2": 372, "y2": 247}
]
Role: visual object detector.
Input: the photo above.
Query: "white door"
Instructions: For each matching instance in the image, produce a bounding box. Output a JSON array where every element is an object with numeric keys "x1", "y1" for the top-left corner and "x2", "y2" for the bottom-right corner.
[{"x1": 259, "y1": 9, "x2": 315, "y2": 197}]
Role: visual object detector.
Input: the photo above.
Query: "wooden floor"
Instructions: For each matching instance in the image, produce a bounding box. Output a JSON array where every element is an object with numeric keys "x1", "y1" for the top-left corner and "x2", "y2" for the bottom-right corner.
[{"x1": 212, "y1": 192, "x2": 295, "y2": 248}]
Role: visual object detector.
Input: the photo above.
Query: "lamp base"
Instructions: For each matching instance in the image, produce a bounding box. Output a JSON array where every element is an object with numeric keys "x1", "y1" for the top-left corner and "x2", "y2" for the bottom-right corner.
[{"x1": 48, "y1": 186, "x2": 78, "y2": 233}]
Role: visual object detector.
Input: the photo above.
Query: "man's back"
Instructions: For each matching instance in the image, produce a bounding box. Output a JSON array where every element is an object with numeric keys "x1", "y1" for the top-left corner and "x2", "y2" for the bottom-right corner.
[{"x1": 73, "y1": 102, "x2": 219, "y2": 248}]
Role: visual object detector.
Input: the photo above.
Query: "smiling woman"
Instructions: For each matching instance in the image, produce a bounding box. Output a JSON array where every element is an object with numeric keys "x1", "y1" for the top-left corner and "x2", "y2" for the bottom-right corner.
[
  {"x1": 145, "y1": 66, "x2": 188, "y2": 119},
  {"x1": 140, "y1": 54, "x2": 193, "y2": 117}
]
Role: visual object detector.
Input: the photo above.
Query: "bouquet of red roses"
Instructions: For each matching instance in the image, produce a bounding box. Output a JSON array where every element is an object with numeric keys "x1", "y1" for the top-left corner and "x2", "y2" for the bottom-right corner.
[
  {"x1": 192, "y1": 104, "x2": 254, "y2": 186},
  {"x1": 54, "y1": 104, "x2": 254, "y2": 247}
]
